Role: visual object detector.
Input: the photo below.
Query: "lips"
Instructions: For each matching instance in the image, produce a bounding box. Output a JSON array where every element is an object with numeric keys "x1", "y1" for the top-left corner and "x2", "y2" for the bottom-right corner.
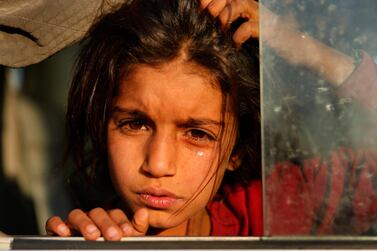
[{"x1": 137, "y1": 187, "x2": 180, "y2": 209}]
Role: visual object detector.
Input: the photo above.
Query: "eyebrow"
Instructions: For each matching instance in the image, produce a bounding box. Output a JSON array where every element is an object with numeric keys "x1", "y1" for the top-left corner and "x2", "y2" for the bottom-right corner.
[
  {"x1": 112, "y1": 107, "x2": 149, "y2": 118},
  {"x1": 112, "y1": 107, "x2": 222, "y2": 127},
  {"x1": 178, "y1": 118, "x2": 223, "y2": 128}
]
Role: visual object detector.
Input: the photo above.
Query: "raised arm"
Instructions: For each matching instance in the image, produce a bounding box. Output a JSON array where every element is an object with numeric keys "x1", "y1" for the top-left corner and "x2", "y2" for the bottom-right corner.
[{"x1": 200, "y1": 0, "x2": 358, "y2": 86}]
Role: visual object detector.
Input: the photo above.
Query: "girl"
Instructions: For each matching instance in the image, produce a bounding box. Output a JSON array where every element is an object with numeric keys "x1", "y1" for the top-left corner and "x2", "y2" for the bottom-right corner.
[
  {"x1": 47, "y1": 0, "x2": 262, "y2": 240},
  {"x1": 47, "y1": 0, "x2": 377, "y2": 238}
]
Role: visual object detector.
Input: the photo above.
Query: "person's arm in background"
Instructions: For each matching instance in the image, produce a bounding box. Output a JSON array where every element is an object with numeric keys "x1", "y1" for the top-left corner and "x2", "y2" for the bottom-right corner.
[
  {"x1": 259, "y1": 5, "x2": 377, "y2": 110},
  {"x1": 260, "y1": 8, "x2": 356, "y2": 87},
  {"x1": 200, "y1": 0, "x2": 377, "y2": 110},
  {"x1": 200, "y1": 0, "x2": 356, "y2": 85}
]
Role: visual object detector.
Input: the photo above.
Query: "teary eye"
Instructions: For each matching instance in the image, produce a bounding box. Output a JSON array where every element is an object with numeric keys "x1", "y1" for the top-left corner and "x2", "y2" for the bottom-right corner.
[{"x1": 187, "y1": 129, "x2": 215, "y2": 142}]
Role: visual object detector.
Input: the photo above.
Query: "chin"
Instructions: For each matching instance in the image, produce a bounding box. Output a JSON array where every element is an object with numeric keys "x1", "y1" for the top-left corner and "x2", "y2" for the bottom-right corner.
[{"x1": 147, "y1": 209, "x2": 186, "y2": 229}]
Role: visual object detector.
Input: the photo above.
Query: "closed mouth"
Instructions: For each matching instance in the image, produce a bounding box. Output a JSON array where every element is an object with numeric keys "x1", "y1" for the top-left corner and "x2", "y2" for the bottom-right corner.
[{"x1": 137, "y1": 187, "x2": 181, "y2": 209}]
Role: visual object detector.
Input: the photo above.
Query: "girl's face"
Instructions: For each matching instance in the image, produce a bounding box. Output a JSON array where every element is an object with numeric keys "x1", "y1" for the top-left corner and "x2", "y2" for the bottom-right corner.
[{"x1": 107, "y1": 59, "x2": 237, "y2": 232}]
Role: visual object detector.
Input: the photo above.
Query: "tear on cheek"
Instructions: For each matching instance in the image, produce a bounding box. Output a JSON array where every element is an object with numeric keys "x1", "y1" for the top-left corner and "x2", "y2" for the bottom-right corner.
[{"x1": 196, "y1": 151, "x2": 204, "y2": 157}]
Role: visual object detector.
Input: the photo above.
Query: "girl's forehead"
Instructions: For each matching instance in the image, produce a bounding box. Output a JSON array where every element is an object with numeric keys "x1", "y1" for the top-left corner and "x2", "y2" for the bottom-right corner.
[
  {"x1": 122, "y1": 59, "x2": 219, "y2": 89},
  {"x1": 118, "y1": 61, "x2": 220, "y2": 104},
  {"x1": 114, "y1": 59, "x2": 236, "y2": 122}
]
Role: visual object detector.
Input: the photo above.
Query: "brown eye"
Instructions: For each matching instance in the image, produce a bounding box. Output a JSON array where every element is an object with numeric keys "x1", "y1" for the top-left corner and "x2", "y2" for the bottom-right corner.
[
  {"x1": 128, "y1": 120, "x2": 147, "y2": 130},
  {"x1": 118, "y1": 119, "x2": 148, "y2": 131},
  {"x1": 187, "y1": 129, "x2": 215, "y2": 141}
]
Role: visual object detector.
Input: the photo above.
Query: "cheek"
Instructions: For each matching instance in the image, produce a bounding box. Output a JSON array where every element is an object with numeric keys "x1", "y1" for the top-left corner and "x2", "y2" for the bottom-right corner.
[
  {"x1": 179, "y1": 147, "x2": 225, "y2": 191},
  {"x1": 195, "y1": 146, "x2": 232, "y2": 193},
  {"x1": 181, "y1": 144, "x2": 215, "y2": 167},
  {"x1": 107, "y1": 136, "x2": 144, "y2": 185}
]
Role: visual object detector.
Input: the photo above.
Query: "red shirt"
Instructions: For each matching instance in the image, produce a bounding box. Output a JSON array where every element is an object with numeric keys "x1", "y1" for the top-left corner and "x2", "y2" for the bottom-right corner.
[{"x1": 207, "y1": 180, "x2": 263, "y2": 236}]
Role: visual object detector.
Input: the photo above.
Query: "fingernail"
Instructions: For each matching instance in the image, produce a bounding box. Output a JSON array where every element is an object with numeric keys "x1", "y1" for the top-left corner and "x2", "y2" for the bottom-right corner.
[
  {"x1": 57, "y1": 224, "x2": 69, "y2": 235},
  {"x1": 86, "y1": 224, "x2": 99, "y2": 234},
  {"x1": 107, "y1": 226, "x2": 119, "y2": 239}
]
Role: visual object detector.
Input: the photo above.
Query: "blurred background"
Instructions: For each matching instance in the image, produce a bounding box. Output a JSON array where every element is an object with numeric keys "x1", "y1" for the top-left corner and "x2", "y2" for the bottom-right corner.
[{"x1": 0, "y1": 46, "x2": 78, "y2": 235}]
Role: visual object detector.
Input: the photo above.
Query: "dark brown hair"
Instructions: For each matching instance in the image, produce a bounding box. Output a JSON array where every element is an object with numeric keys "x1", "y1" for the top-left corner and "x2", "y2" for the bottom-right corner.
[{"x1": 66, "y1": 0, "x2": 260, "y2": 208}]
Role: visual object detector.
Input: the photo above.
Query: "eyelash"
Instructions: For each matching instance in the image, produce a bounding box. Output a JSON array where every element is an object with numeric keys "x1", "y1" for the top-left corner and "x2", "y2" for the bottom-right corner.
[
  {"x1": 185, "y1": 129, "x2": 216, "y2": 143},
  {"x1": 117, "y1": 119, "x2": 149, "y2": 132},
  {"x1": 116, "y1": 119, "x2": 217, "y2": 143}
]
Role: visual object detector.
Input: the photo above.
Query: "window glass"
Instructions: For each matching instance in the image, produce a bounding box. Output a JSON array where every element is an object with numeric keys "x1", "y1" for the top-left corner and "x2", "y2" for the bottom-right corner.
[{"x1": 261, "y1": 0, "x2": 377, "y2": 235}]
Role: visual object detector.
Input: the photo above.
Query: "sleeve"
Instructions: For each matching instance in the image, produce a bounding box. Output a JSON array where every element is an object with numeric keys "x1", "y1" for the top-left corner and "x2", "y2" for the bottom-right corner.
[
  {"x1": 225, "y1": 180, "x2": 263, "y2": 236},
  {"x1": 336, "y1": 51, "x2": 377, "y2": 111},
  {"x1": 207, "y1": 180, "x2": 263, "y2": 236}
]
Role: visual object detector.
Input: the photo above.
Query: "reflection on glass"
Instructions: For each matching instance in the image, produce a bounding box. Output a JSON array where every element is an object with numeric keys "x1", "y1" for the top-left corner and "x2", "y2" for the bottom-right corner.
[{"x1": 261, "y1": 0, "x2": 377, "y2": 235}]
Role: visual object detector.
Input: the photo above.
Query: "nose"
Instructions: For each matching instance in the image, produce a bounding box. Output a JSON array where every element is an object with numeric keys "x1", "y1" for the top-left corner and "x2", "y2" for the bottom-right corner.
[{"x1": 142, "y1": 130, "x2": 176, "y2": 177}]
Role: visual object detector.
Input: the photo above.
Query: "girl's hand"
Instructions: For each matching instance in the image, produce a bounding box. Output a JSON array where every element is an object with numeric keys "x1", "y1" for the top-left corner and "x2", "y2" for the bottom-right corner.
[
  {"x1": 200, "y1": 0, "x2": 260, "y2": 47},
  {"x1": 45, "y1": 208, "x2": 149, "y2": 241}
]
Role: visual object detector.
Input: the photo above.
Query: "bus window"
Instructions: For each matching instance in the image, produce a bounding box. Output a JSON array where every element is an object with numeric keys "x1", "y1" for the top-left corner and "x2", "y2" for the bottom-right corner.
[{"x1": 261, "y1": 0, "x2": 377, "y2": 235}]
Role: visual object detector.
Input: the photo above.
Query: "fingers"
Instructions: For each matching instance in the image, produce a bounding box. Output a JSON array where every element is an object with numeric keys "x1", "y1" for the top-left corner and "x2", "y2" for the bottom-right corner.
[
  {"x1": 46, "y1": 208, "x2": 149, "y2": 241},
  {"x1": 233, "y1": 20, "x2": 259, "y2": 47},
  {"x1": 201, "y1": 0, "x2": 259, "y2": 24},
  {"x1": 68, "y1": 209, "x2": 101, "y2": 240},
  {"x1": 45, "y1": 216, "x2": 71, "y2": 237},
  {"x1": 207, "y1": 0, "x2": 229, "y2": 18},
  {"x1": 131, "y1": 208, "x2": 149, "y2": 235},
  {"x1": 201, "y1": 0, "x2": 260, "y2": 44},
  {"x1": 108, "y1": 208, "x2": 129, "y2": 226},
  {"x1": 87, "y1": 208, "x2": 124, "y2": 241},
  {"x1": 219, "y1": 0, "x2": 259, "y2": 28},
  {"x1": 200, "y1": 0, "x2": 213, "y2": 9},
  {"x1": 107, "y1": 209, "x2": 135, "y2": 236},
  {"x1": 108, "y1": 208, "x2": 149, "y2": 237},
  {"x1": 119, "y1": 208, "x2": 149, "y2": 236}
]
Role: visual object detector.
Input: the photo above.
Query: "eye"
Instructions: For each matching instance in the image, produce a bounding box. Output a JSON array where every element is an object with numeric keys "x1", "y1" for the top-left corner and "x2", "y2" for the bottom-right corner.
[
  {"x1": 186, "y1": 129, "x2": 216, "y2": 142},
  {"x1": 117, "y1": 119, "x2": 149, "y2": 132}
]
